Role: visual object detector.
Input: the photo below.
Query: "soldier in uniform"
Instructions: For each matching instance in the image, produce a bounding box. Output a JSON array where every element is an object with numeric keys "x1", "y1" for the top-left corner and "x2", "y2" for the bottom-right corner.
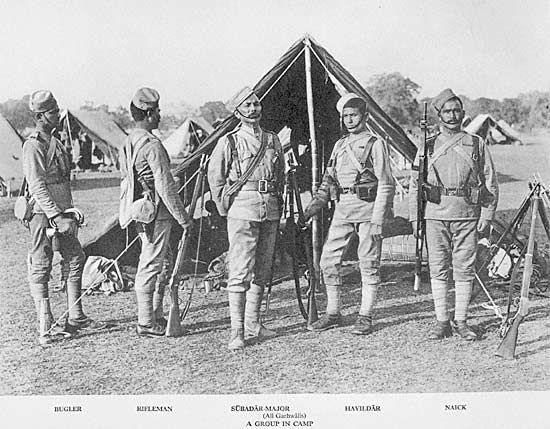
[
  {"x1": 304, "y1": 93, "x2": 396, "y2": 335},
  {"x1": 120, "y1": 88, "x2": 191, "y2": 337},
  {"x1": 208, "y1": 87, "x2": 284, "y2": 350},
  {"x1": 409, "y1": 88, "x2": 499, "y2": 340},
  {"x1": 23, "y1": 90, "x2": 105, "y2": 345}
]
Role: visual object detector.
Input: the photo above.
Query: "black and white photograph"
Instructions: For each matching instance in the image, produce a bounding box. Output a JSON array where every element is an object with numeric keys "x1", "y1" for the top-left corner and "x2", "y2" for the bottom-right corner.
[{"x1": 0, "y1": 0, "x2": 549, "y2": 427}]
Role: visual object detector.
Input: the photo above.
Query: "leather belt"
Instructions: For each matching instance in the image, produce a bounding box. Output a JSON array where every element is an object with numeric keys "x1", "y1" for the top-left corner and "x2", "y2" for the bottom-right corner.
[
  {"x1": 437, "y1": 187, "x2": 470, "y2": 197},
  {"x1": 339, "y1": 186, "x2": 356, "y2": 194},
  {"x1": 240, "y1": 179, "x2": 278, "y2": 193}
]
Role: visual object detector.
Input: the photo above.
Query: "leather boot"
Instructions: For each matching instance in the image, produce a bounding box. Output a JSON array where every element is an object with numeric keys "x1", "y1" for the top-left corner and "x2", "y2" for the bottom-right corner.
[
  {"x1": 428, "y1": 320, "x2": 453, "y2": 340},
  {"x1": 244, "y1": 283, "x2": 276, "y2": 340},
  {"x1": 454, "y1": 320, "x2": 478, "y2": 341},
  {"x1": 228, "y1": 328, "x2": 245, "y2": 351},
  {"x1": 351, "y1": 315, "x2": 373, "y2": 335},
  {"x1": 228, "y1": 291, "x2": 245, "y2": 350},
  {"x1": 307, "y1": 313, "x2": 342, "y2": 332}
]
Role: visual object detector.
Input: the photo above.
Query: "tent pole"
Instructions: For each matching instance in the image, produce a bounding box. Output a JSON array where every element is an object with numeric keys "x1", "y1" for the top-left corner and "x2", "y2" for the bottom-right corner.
[{"x1": 304, "y1": 39, "x2": 322, "y2": 307}]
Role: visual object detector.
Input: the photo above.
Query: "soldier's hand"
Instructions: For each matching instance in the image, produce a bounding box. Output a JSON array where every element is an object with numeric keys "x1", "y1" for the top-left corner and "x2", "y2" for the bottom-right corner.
[
  {"x1": 369, "y1": 223, "x2": 383, "y2": 241},
  {"x1": 411, "y1": 221, "x2": 419, "y2": 238},
  {"x1": 297, "y1": 216, "x2": 309, "y2": 231},
  {"x1": 54, "y1": 216, "x2": 77, "y2": 236},
  {"x1": 179, "y1": 219, "x2": 193, "y2": 234},
  {"x1": 477, "y1": 218, "x2": 491, "y2": 233}
]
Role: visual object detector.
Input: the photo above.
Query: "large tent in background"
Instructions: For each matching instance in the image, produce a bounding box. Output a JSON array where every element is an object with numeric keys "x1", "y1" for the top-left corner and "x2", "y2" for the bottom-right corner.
[
  {"x1": 0, "y1": 113, "x2": 24, "y2": 193},
  {"x1": 162, "y1": 117, "x2": 213, "y2": 160},
  {"x1": 83, "y1": 34, "x2": 417, "y2": 269},
  {"x1": 62, "y1": 109, "x2": 127, "y2": 169},
  {"x1": 464, "y1": 114, "x2": 521, "y2": 145}
]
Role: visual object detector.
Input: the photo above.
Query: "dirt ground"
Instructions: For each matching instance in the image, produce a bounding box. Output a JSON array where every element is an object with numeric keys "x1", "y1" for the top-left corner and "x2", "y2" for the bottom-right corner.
[{"x1": 1, "y1": 136, "x2": 549, "y2": 395}]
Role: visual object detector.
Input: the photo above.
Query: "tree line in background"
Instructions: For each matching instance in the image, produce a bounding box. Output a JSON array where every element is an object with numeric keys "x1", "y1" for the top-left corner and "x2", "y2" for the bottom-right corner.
[
  {"x1": 1, "y1": 73, "x2": 548, "y2": 134},
  {"x1": 365, "y1": 72, "x2": 550, "y2": 131}
]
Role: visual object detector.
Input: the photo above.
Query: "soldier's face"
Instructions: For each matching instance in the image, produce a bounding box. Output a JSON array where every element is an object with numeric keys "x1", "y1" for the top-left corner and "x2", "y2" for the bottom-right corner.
[
  {"x1": 148, "y1": 107, "x2": 161, "y2": 130},
  {"x1": 342, "y1": 107, "x2": 365, "y2": 133},
  {"x1": 438, "y1": 99, "x2": 464, "y2": 131},
  {"x1": 236, "y1": 95, "x2": 262, "y2": 124},
  {"x1": 42, "y1": 107, "x2": 60, "y2": 129}
]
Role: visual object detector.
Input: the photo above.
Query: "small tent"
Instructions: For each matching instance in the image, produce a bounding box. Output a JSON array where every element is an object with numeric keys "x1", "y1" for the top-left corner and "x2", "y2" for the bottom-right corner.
[
  {"x1": 62, "y1": 109, "x2": 127, "y2": 169},
  {"x1": 162, "y1": 117, "x2": 213, "y2": 160},
  {"x1": 497, "y1": 119, "x2": 522, "y2": 143},
  {"x1": 464, "y1": 114, "x2": 520, "y2": 145},
  {"x1": 83, "y1": 34, "x2": 417, "y2": 268},
  {"x1": 0, "y1": 114, "x2": 24, "y2": 193}
]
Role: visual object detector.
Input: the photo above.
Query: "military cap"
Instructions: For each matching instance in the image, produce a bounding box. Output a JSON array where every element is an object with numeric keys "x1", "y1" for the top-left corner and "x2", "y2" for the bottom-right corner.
[
  {"x1": 336, "y1": 92, "x2": 366, "y2": 115},
  {"x1": 132, "y1": 87, "x2": 160, "y2": 110},
  {"x1": 432, "y1": 88, "x2": 462, "y2": 113},
  {"x1": 226, "y1": 86, "x2": 256, "y2": 112},
  {"x1": 29, "y1": 90, "x2": 58, "y2": 113}
]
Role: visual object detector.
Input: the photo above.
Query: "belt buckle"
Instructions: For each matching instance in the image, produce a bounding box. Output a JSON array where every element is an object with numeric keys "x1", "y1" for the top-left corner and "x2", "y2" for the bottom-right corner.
[{"x1": 258, "y1": 179, "x2": 268, "y2": 193}]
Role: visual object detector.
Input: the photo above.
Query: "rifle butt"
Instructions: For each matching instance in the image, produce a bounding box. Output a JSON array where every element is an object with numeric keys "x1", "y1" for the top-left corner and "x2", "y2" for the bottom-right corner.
[
  {"x1": 307, "y1": 285, "x2": 319, "y2": 326},
  {"x1": 413, "y1": 274, "x2": 421, "y2": 292},
  {"x1": 166, "y1": 285, "x2": 184, "y2": 337},
  {"x1": 495, "y1": 316, "x2": 522, "y2": 359}
]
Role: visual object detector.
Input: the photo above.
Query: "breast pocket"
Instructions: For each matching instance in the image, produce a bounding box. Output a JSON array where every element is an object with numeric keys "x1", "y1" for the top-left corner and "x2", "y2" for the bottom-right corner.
[{"x1": 237, "y1": 149, "x2": 255, "y2": 172}]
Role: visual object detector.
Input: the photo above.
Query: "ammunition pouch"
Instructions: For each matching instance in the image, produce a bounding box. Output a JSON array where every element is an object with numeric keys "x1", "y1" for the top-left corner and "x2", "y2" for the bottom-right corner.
[
  {"x1": 422, "y1": 183, "x2": 441, "y2": 204},
  {"x1": 354, "y1": 181, "x2": 378, "y2": 202}
]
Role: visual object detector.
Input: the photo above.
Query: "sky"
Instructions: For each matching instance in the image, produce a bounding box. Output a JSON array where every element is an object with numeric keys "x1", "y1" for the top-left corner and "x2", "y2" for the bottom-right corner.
[{"x1": 0, "y1": 0, "x2": 548, "y2": 111}]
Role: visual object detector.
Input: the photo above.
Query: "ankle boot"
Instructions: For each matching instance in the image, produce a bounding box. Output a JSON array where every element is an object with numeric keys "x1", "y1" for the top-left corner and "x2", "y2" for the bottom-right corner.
[
  {"x1": 454, "y1": 320, "x2": 478, "y2": 341},
  {"x1": 428, "y1": 320, "x2": 452, "y2": 340}
]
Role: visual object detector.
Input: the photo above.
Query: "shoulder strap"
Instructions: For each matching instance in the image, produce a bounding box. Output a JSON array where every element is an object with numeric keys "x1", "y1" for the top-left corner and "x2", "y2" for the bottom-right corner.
[
  {"x1": 453, "y1": 135, "x2": 483, "y2": 184},
  {"x1": 344, "y1": 135, "x2": 377, "y2": 179},
  {"x1": 359, "y1": 136, "x2": 377, "y2": 165},
  {"x1": 45, "y1": 137, "x2": 57, "y2": 168},
  {"x1": 226, "y1": 133, "x2": 242, "y2": 177},
  {"x1": 428, "y1": 133, "x2": 466, "y2": 167},
  {"x1": 223, "y1": 131, "x2": 270, "y2": 198}
]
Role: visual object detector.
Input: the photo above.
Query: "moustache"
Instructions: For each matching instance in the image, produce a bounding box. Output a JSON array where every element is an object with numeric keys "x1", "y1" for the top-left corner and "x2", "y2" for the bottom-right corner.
[{"x1": 240, "y1": 111, "x2": 261, "y2": 120}]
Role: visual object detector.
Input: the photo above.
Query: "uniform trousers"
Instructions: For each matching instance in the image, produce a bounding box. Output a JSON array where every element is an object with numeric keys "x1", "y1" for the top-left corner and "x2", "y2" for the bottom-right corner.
[
  {"x1": 226, "y1": 218, "x2": 279, "y2": 292},
  {"x1": 28, "y1": 213, "x2": 86, "y2": 320},
  {"x1": 425, "y1": 219, "x2": 477, "y2": 282},
  {"x1": 135, "y1": 219, "x2": 173, "y2": 326},
  {"x1": 320, "y1": 218, "x2": 382, "y2": 287}
]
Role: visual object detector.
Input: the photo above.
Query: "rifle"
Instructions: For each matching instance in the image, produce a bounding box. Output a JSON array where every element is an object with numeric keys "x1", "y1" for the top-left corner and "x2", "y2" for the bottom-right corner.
[
  {"x1": 287, "y1": 153, "x2": 318, "y2": 325},
  {"x1": 413, "y1": 103, "x2": 429, "y2": 292},
  {"x1": 495, "y1": 185, "x2": 540, "y2": 359},
  {"x1": 166, "y1": 154, "x2": 208, "y2": 335},
  {"x1": 166, "y1": 229, "x2": 189, "y2": 337}
]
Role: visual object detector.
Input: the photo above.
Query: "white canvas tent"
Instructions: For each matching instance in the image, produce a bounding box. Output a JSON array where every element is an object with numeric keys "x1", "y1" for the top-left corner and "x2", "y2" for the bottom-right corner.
[
  {"x1": 162, "y1": 117, "x2": 213, "y2": 160},
  {"x1": 464, "y1": 114, "x2": 521, "y2": 144},
  {"x1": 0, "y1": 113, "x2": 24, "y2": 194},
  {"x1": 62, "y1": 109, "x2": 127, "y2": 169}
]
